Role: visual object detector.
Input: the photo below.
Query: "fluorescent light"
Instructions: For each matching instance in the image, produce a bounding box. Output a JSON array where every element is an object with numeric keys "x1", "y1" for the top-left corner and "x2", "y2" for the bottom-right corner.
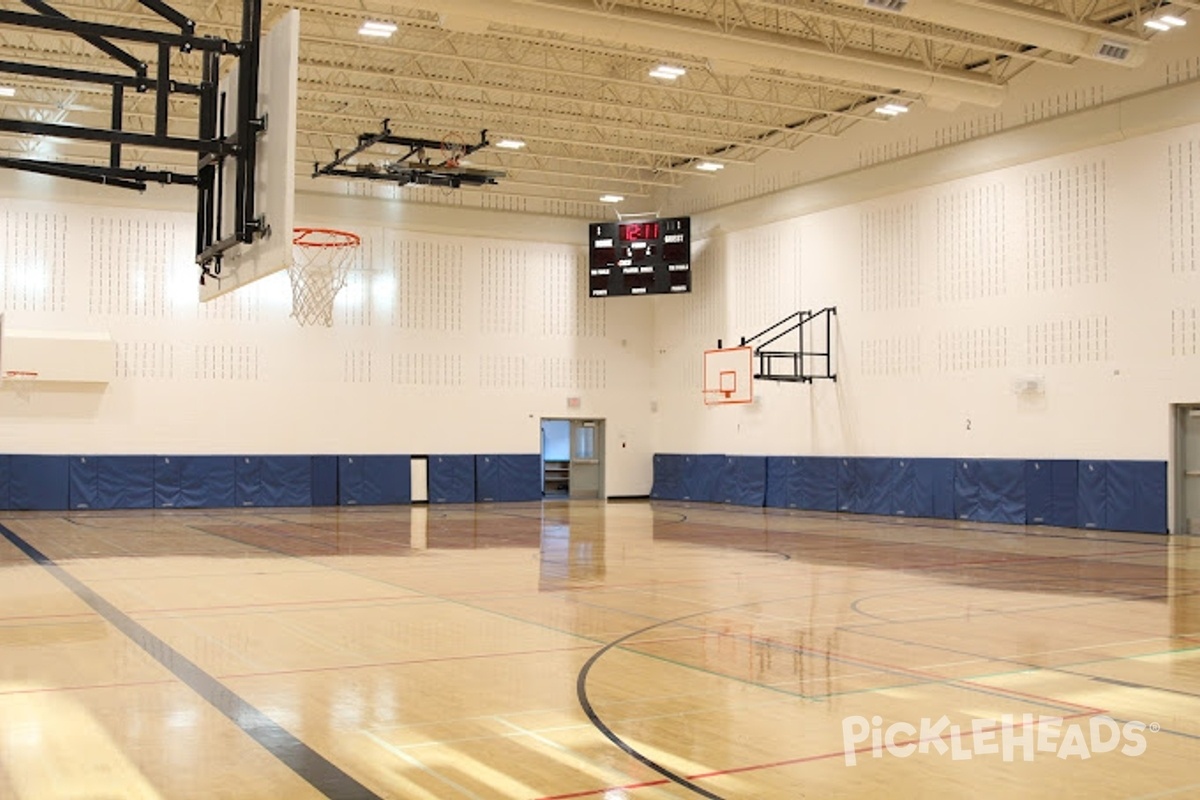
[
  {"x1": 0, "y1": 86, "x2": 14, "y2": 98},
  {"x1": 359, "y1": 20, "x2": 397, "y2": 37},
  {"x1": 599, "y1": 194, "x2": 624, "y2": 203},
  {"x1": 875, "y1": 102, "x2": 909, "y2": 116},
  {"x1": 495, "y1": 139, "x2": 526, "y2": 150},
  {"x1": 696, "y1": 161, "x2": 725, "y2": 172},
  {"x1": 1161, "y1": 15, "x2": 1187, "y2": 27},
  {"x1": 650, "y1": 64, "x2": 686, "y2": 80},
  {"x1": 1144, "y1": 19, "x2": 1171, "y2": 31}
]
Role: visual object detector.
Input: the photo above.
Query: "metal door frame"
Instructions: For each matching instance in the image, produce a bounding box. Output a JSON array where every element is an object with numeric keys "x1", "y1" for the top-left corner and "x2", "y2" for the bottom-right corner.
[
  {"x1": 540, "y1": 416, "x2": 605, "y2": 500},
  {"x1": 1173, "y1": 404, "x2": 1200, "y2": 536}
]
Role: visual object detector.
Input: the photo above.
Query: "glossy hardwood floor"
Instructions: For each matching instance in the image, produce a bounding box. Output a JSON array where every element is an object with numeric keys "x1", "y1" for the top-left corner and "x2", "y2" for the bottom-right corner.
[{"x1": 1, "y1": 501, "x2": 1198, "y2": 799}]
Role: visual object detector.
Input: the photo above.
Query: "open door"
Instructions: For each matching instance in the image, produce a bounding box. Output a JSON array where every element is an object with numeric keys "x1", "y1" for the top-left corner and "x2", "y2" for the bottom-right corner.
[
  {"x1": 1176, "y1": 405, "x2": 1200, "y2": 534},
  {"x1": 569, "y1": 419, "x2": 605, "y2": 500}
]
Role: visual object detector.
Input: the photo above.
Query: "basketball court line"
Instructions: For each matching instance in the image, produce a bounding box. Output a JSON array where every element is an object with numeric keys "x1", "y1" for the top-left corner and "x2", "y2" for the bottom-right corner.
[
  {"x1": 10, "y1": 509, "x2": 1188, "y2": 797},
  {"x1": 171, "y1": 511, "x2": 1146, "y2": 717},
  {"x1": 575, "y1": 597, "x2": 1109, "y2": 800},
  {"x1": 538, "y1": 708, "x2": 1104, "y2": 800},
  {"x1": 652, "y1": 501, "x2": 1178, "y2": 548},
  {"x1": 0, "y1": 522, "x2": 383, "y2": 800}
]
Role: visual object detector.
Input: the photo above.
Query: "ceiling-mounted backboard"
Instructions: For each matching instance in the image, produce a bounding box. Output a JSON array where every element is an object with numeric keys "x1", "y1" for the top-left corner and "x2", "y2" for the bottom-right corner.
[{"x1": 199, "y1": 8, "x2": 299, "y2": 302}]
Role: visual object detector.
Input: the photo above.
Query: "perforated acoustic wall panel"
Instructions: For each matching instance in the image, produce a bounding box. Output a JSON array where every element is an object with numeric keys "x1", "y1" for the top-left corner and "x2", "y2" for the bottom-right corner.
[
  {"x1": 480, "y1": 247, "x2": 526, "y2": 336},
  {"x1": 89, "y1": 217, "x2": 172, "y2": 318},
  {"x1": 394, "y1": 239, "x2": 464, "y2": 332},
  {"x1": 391, "y1": 354, "x2": 465, "y2": 388},
  {"x1": 542, "y1": 250, "x2": 605, "y2": 339},
  {"x1": 1168, "y1": 139, "x2": 1199, "y2": 274},
  {"x1": 116, "y1": 343, "x2": 176, "y2": 380},
  {"x1": 1172, "y1": 308, "x2": 1199, "y2": 358},
  {"x1": 861, "y1": 203, "x2": 920, "y2": 312},
  {"x1": 936, "y1": 185, "x2": 1007, "y2": 303},
  {"x1": 1025, "y1": 161, "x2": 1108, "y2": 291},
  {"x1": 1027, "y1": 317, "x2": 1110, "y2": 366},
  {"x1": 0, "y1": 209, "x2": 66, "y2": 313}
]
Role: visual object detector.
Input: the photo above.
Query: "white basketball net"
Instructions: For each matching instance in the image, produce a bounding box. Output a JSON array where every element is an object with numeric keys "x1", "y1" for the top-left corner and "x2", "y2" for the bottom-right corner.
[{"x1": 287, "y1": 227, "x2": 361, "y2": 327}]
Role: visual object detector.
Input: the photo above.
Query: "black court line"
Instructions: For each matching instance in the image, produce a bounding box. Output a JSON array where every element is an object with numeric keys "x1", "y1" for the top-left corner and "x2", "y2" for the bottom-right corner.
[
  {"x1": 577, "y1": 611, "x2": 730, "y2": 800},
  {"x1": 0, "y1": 522, "x2": 382, "y2": 800}
]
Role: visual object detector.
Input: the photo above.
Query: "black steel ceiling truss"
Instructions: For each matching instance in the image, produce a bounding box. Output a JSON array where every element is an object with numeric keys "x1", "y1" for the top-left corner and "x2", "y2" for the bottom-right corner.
[
  {"x1": 0, "y1": 0, "x2": 264, "y2": 276},
  {"x1": 313, "y1": 121, "x2": 505, "y2": 189}
]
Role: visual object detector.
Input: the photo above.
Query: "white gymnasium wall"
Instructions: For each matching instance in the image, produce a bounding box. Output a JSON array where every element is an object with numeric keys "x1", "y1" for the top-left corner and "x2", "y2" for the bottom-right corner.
[
  {"x1": 0, "y1": 189, "x2": 656, "y2": 496},
  {"x1": 652, "y1": 117, "x2": 1200, "y2": 466}
]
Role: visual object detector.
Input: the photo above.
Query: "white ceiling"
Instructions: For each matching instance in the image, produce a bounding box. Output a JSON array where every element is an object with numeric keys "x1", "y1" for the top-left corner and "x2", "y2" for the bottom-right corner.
[{"x1": 0, "y1": 0, "x2": 1192, "y2": 209}]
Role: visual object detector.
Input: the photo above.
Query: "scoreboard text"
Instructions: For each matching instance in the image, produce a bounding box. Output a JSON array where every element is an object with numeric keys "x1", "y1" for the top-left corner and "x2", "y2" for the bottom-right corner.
[{"x1": 588, "y1": 217, "x2": 690, "y2": 298}]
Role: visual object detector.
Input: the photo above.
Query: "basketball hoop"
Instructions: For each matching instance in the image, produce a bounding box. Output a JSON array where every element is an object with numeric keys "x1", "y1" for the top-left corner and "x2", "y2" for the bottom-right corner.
[
  {"x1": 2, "y1": 370, "x2": 39, "y2": 401},
  {"x1": 287, "y1": 227, "x2": 362, "y2": 327}
]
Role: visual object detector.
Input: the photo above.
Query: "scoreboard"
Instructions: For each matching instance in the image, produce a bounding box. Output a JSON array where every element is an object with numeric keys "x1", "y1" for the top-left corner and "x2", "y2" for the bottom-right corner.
[{"x1": 588, "y1": 217, "x2": 690, "y2": 298}]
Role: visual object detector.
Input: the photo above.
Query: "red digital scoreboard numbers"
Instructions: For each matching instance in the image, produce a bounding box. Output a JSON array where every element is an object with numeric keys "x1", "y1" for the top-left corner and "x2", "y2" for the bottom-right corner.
[{"x1": 589, "y1": 217, "x2": 690, "y2": 298}]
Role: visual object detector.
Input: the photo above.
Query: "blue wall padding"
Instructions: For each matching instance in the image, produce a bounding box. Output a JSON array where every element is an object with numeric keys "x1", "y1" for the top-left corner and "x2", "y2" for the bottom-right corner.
[
  {"x1": 428, "y1": 455, "x2": 475, "y2": 503},
  {"x1": 0, "y1": 455, "x2": 9, "y2": 510},
  {"x1": 913, "y1": 459, "x2": 956, "y2": 519},
  {"x1": 69, "y1": 456, "x2": 155, "y2": 510},
  {"x1": 1025, "y1": 460, "x2": 1079, "y2": 527},
  {"x1": 1048, "y1": 460, "x2": 1080, "y2": 528},
  {"x1": 154, "y1": 456, "x2": 237, "y2": 509},
  {"x1": 9, "y1": 455, "x2": 69, "y2": 511},
  {"x1": 311, "y1": 456, "x2": 339, "y2": 506},
  {"x1": 1025, "y1": 460, "x2": 1053, "y2": 525},
  {"x1": 497, "y1": 454, "x2": 542, "y2": 501},
  {"x1": 859, "y1": 458, "x2": 899, "y2": 515},
  {"x1": 682, "y1": 454, "x2": 724, "y2": 502},
  {"x1": 800, "y1": 457, "x2": 840, "y2": 512},
  {"x1": 764, "y1": 456, "x2": 796, "y2": 508},
  {"x1": 1077, "y1": 460, "x2": 1108, "y2": 529},
  {"x1": 475, "y1": 455, "x2": 501, "y2": 501},
  {"x1": 339, "y1": 455, "x2": 410, "y2": 506},
  {"x1": 235, "y1": 456, "x2": 312, "y2": 507},
  {"x1": 954, "y1": 460, "x2": 980, "y2": 521},
  {"x1": 892, "y1": 459, "x2": 928, "y2": 517},
  {"x1": 837, "y1": 458, "x2": 865, "y2": 512},
  {"x1": 1106, "y1": 460, "x2": 1167, "y2": 534},
  {"x1": 955, "y1": 459, "x2": 1025, "y2": 524},
  {"x1": 651, "y1": 454, "x2": 686, "y2": 501},
  {"x1": 718, "y1": 456, "x2": 766, "y2": 506}
]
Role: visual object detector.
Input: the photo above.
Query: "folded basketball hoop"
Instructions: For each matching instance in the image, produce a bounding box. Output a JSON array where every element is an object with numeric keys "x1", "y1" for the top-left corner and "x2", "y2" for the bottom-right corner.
[
  {"x1": 2, "y1": 370, "x2": 39, "y2": 401},
  {"x1": 287, "y1": 227, "x2": 362, "y2": 327}
]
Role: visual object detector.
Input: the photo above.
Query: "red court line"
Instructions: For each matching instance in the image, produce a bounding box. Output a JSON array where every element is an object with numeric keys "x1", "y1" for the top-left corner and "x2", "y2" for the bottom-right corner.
[
  {"x1": 216, "y1": 632, "x2": 718, "y2": 681},
  {"x1": 0, "y1": 611, "x2": 97, "y2": 623},
  {"x1": 641, "y1": 626, "x2": 1103, "y2": 715},
  {"x1": 128, "y1": 594, "x2": 433, "y2": 617},
  {"x1": 535, "y1": 710, "x2": 1101, "y2": 800},
  {"x1": 0, "y1": 678, "x2": 179, "y2": 696}
]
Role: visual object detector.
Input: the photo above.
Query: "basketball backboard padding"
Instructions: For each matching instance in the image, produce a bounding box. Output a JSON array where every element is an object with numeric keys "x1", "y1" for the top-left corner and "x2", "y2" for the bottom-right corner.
[
  {"x1": 704, "y1": 346, "x2": 753, "y2": 405},
  {"x1": 200, "y1": 8, "x2": 299, "y2": 302}
]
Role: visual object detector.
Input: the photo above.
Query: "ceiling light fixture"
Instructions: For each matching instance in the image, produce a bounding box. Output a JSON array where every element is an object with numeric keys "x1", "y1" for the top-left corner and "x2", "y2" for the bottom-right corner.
[
  {"x1": 875, "y1": 102, "x2": 910, "y2": 116},
  {"x1": 599, "y1": 194, "x2": 624, "y2": 203},
  {"x1": 0, "y1": 86, "x2": 15, "y2": 97},
  {"x1": 1160, "y1": 15, "x2": 1187, "y2": 27},
  {"x1": 359, "y1": 20, "x2": 397, "y2": 37},
  {"x1": 1144, "y1": 19, "x2": 1171, "y2": 31},
  {"x1": 495, "y1": 139, "x2": 526, "y2": 150},
  {"x1": 649, "y1": 65, "x2": 686, "y2": 80},
  {"x1": 696, "y1": 161, "x2": 725, "y2": 172}
]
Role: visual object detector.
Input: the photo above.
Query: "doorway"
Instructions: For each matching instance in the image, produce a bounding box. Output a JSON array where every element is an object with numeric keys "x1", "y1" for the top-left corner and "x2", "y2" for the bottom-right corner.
[
  {"x1": 1175, "y1": 405, "x2": 1200, "y2": 534},
  {"x1": 540, "y1": 418, "x2": 606, "y2": 500}
]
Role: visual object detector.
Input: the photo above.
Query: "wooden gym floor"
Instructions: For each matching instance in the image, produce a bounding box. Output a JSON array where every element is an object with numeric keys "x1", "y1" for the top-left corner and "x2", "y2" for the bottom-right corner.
[{"x1": 1, "y1": 501, "x2": 1199, "y2": 799}]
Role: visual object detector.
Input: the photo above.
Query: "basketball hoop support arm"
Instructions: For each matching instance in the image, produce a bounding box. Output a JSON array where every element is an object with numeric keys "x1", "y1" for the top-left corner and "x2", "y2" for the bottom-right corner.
[
  {"x1": 0, "y1": 0, "x2": 267, "y2": 274},
  {"x1": 313, "y1": 122, "x2": 502, "y2": 188}
]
